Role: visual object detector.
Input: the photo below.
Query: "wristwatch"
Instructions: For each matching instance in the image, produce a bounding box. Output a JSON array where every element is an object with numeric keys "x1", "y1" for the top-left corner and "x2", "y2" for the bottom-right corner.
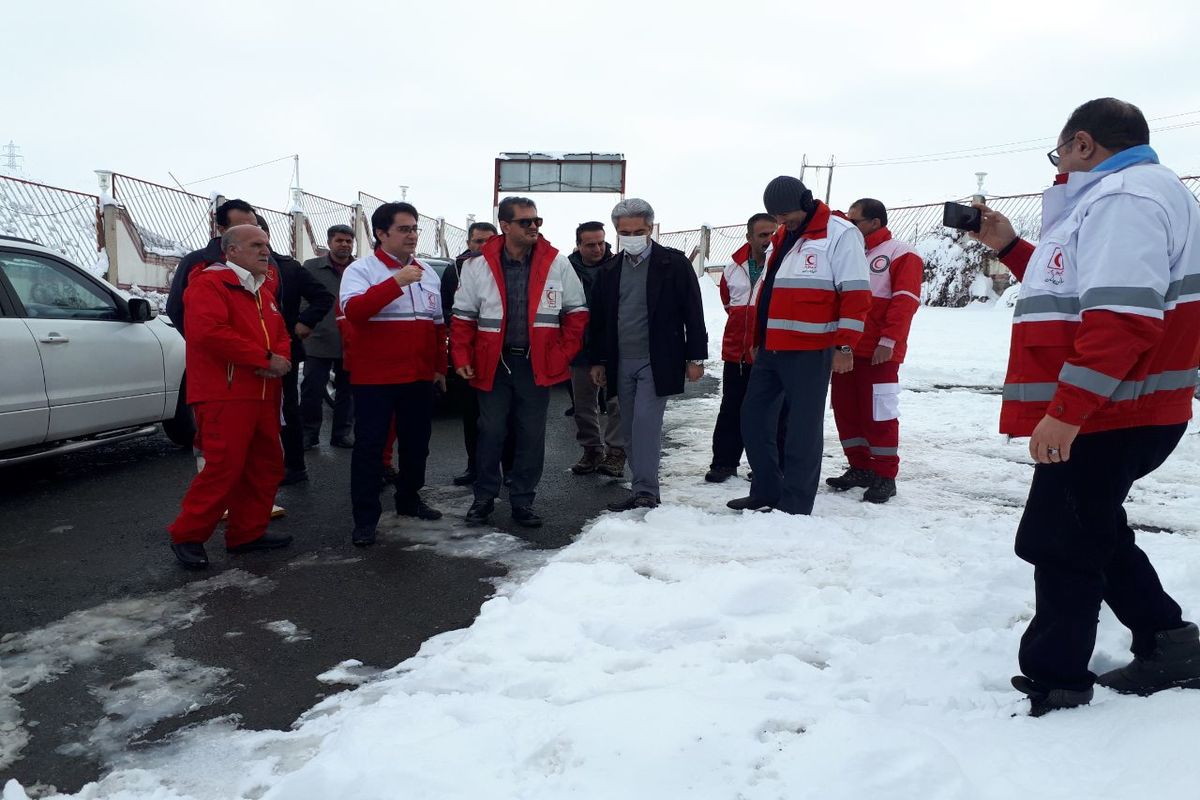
[{"x1": 836, "y1": 346, "x2": 853, "y2": 354}]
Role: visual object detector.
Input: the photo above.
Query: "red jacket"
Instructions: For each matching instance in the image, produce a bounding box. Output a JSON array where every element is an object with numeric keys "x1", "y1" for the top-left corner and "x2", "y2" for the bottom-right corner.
[
  {"x1": 856, "y1": 227, "x2": 922, "y2": 362},
  {"x1": 718, "y1": 242, "x2": 763, "y2": 363},
  {"x1": 450, "y1": 234, "x2": 588, "y2": 392},
  {"x1": 750, "y1": 202, "x2": 872, "y2": 351},
  {"x1": 182, "y1": 263, "x2": 291, "y2": 404},
  {"x1": 340, "y1": 248, "x2": 447, "y2": 385}
]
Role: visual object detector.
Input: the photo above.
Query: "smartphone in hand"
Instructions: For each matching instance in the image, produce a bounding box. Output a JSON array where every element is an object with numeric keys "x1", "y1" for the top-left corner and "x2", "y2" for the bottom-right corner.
[{"x1": 943, "y1": 202, "x2": 982, "y2": 233}]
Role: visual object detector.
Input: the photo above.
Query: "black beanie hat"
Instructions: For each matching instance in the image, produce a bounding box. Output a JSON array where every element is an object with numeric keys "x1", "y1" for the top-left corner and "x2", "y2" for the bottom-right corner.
[{"x1": 763, "y1": 176, "x2": 813, "y2": 215}]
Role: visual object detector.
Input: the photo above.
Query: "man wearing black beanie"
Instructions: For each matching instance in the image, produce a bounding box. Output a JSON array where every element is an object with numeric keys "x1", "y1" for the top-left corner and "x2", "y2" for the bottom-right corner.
[{"x1": 727, "y1": 176, "x2": 871, "y2": 514}]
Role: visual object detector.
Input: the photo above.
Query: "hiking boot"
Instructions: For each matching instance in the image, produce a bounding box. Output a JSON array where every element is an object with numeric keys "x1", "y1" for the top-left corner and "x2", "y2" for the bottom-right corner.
[
  {"x1": 1097, "y1": 622, "x2": 1200, "y2": 695},
  {"x1": 863, "y1": 475, "x2": 897, "y2": 504},
  {"x1": 465, "y1": 499, "x2": 494, "y2": 526},
  {"x1": 571, "y1": 449, "x2": 605, "y2": 475},
  {"x1": 396, "y1": 497, "x2": 443, "y2": 521},
  {"x1": 606, "y1": 493, "x2": 659, "y2": 512},
  {"x1": 511, "y1": 506, "x2": 544, "y2": 528},
  {"x1": 825, "y1": 467, "x2": 875, "y2": 491},
  {"x1": 596, "y1": 449, "x2": 626, "y2": 477},
  {"x1": 452, "y1": 467, "x2": 476, "y2": 487},
  {"x1": 1011, "y1": 675, "x2": 1093, "y2": 717},
  {"x1": 704, "y1": 466, "x2": 737, "y2": 483}
]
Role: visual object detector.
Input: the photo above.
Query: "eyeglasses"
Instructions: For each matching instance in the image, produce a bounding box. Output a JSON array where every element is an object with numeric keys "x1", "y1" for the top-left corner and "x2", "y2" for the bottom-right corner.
[
  {"x1": 390, "y1": 225, "x2": 421, "y2": 235},
  {"x1": 847, "y1": 218, "x2": 868, "y2": 226},
  {"x1": 1047, "y1": 139, "x2": 1073, "y2": 167},
  {"x1": 512, "y1": 217, "x2": 544, "y2": 229}
]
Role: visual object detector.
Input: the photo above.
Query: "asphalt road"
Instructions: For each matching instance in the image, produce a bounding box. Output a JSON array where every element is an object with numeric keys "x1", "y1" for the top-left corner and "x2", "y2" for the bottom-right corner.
[{"x1": 0, "y1": 375, "x2": 717, "y2": 794}]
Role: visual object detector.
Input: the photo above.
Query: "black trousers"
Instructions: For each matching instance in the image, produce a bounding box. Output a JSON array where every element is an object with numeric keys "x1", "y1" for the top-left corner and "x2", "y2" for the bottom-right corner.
[
  {"x1": 711, "y1": 360, "x2": 786, "y2": 470},
  {"x1": 350, "y1": 382, "x2": 433, "y2": 532},
  {"x1": 475, "y1": 353, "x2": 548, "y2": 508},
  {"x1": 301, "y1": 356, "x2": 353, "y2": 443},
  {"x1": 280, "y1": 348, "x2": 305, "y2": 471},
  {"x1": 1016, "y1": 423, "x2": 1187, "y2": 691}
]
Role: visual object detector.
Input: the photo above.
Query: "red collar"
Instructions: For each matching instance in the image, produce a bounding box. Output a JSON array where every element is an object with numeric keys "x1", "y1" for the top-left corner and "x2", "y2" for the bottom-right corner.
[
  {"x1": 1053, "y1": 172, "x2": 1070, "y2": 185},
  {"x1": 482, "y1": 233, "x2": 559, "y2": 271},
  {"x1": 864, "y1": 226, "x2": 893, "y2": 249}
]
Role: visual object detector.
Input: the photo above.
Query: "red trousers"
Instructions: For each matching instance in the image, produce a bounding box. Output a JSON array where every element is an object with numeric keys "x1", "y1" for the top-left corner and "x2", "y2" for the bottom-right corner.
[
  {"x1": 831, "y1": 357, "x2": 901, "y2": 479},
  {"x1": 168, "y1": 399, "x2": 283, "y2": 547}
]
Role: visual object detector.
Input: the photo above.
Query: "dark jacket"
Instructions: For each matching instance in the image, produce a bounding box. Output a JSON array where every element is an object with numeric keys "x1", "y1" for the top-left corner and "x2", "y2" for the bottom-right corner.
[
  {"x1": 588, "y1": 242, "x2": 708, "y2": 398},
  {"x1": 166, "y1": 237, "x2": 224, "y2": 339},
  {"x1": 568, "y1": 247, "x2": 614, "y2": 367},
  {"x1": 300, "y1": 254, "x2": 350, "y2": 360},
  {"x1": 273, "y1": 251, "x2": 334, "y2": 362}
]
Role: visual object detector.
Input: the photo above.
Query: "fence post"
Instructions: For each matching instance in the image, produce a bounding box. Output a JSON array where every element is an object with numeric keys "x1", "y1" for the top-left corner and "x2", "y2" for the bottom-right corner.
[
  {"x1": 698, "y1": 224, "x2": 711, "y2": 276},
  {"x1": 352, "y1": 203, "x2": 369, "y2": 259},
  {"x1": 436, "y1": 217, "x2": 448, "y2": 258},
  {"x1": 290, "y1": 187, "x2": 305, "y2": 259},
  {"x1": 211, "y1": 194, "x2": 225, "y2": 239},
  {"x1": 93, "y1": 170, "x2": 116, "y2": 283}
]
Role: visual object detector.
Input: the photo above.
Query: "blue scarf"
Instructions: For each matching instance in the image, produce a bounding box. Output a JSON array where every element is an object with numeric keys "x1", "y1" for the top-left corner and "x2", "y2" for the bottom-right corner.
[{"x1": 1091, "y1": 144, "x2": 1159, "y2": 173}]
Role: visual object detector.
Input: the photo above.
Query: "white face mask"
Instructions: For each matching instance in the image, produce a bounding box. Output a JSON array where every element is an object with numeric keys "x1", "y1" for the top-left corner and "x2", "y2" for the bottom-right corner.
[{"x1": 618, "y1": 235, "x2": 649, "y2": 257}]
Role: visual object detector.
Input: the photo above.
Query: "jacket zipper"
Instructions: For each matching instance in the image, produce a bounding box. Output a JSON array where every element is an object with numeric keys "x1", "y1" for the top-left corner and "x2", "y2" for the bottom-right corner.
[{"x1": 255, "y1": 291, "x2": 270, "y2": 400}]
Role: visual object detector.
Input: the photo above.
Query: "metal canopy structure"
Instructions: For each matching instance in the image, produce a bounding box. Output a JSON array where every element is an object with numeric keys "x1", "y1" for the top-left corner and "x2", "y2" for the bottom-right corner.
[{"x1": 493, "y1": 152, "x2": 626, "y2": 211}]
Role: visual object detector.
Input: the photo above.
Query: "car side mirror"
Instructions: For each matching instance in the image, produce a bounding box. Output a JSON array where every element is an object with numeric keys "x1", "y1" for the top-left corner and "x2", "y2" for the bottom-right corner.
[{"x1": 128, "y1": 297, "x2": 154, "y2": 322}]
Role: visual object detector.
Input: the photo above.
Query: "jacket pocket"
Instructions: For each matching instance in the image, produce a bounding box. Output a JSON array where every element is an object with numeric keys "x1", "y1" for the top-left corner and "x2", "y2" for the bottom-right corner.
[{"x1": 872, "y1": 383, "x2": 901, "y2": 422}]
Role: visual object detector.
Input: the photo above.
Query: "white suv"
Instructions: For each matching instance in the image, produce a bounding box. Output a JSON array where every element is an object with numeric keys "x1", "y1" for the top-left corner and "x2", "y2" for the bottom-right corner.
[{"x1": 0, "y1": 236, "x2": 191, "y2": 465}]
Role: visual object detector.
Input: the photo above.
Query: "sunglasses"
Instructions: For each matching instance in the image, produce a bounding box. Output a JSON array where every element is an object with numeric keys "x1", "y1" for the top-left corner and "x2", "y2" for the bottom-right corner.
[{"x1": 512, "y1": 217, "x2": 544, "y2": 229}]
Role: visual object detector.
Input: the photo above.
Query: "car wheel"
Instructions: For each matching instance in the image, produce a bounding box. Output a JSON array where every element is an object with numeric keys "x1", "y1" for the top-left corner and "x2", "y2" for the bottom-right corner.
[{"x1": 162, "y1": 377, "x2": 196, "y2": 448}]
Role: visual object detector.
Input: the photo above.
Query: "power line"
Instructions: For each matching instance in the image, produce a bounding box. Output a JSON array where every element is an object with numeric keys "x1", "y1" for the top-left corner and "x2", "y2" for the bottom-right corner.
[{"x1": 839, "y1": 110, "x2": 1200, "y2": 168}]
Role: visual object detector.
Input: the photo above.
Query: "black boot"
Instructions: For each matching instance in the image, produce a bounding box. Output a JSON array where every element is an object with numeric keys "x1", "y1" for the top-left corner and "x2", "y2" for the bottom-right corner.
[
  {"x1": 279, "y1": 468, "x2": 309, "y2": 486},
  {"x1": 171, "y1": 541, "x2": 209, "y2": 570},
  {"x1": 863, "y1": 475, "x2": 897, "y2": 504},
  {"x1": 704, "y1": 466, "x2": 737, "y2": 483},
  {"x1": 1011, "y1": 675, "x2": 1093, "y2": 717},
  {"x1": 226, "y1": 530, "x2": 293, "y2": 553},
  {"x1": 397, "y1": 497, "x2": 443, "y2": 521},
  {"x1": 726, "y1": 495, "x2": 772, "y2": 511},
  {"x1": 452, "y1": 468, "x2": 477, "y2": 487},
  {"x1": 465, "y1": 499, "x2": 494, "y2": 526},
  {"x1": 825, "y1": 467, "x2": 875, "y2": 491},
  {"x1": 1097, "y1": 622, "x2": 1200, "y2": 695},
  {"x1": 511, "y1": 506, "x2": 543, "y2": 528}
]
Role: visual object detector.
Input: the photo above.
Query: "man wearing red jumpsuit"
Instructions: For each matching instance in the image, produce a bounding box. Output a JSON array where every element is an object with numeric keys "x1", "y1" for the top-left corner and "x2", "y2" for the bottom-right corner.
[
  {"x1": 168, "y1": 225, "x2": 295, "y2": 569},
  {"x1": 827, "y1": 199, "x2": 922, "y2": 503}
]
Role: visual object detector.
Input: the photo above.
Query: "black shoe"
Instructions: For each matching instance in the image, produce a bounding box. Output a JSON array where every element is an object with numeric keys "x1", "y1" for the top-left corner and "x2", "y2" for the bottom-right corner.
[
  {"x1": 465, "y1": 499, "x2": 494, "y2": 526},
  {"x1": 397, "y1": 498, "x2": 443, "y2": 521},
  {"x1": 825, "y1": 467, "x2": 875, "y2": 492},
  {"x1": 727, "y1": 495, "x2": 772, "y2": 511},
  {"x1": 511, "y1": 506, "x2": 543, "y2": 528},
  {"x1": 571, "y1": 449, "x2": 605, "y2": 475},
  {"x1": 279, "y1": 468, "x2": 309, "y2": 486},
  {"x1": 704, "y1": 466, "x2": 737, "y2": 483},
  {"x1": 226, "y1": 530, "x2": 293, "y2": 554},
  {"x1": 452, "y1": 469, "x2": 477, "y2": 487},
  {"x1": 863, "y1": 476, "x2": 897, "y2": 504},
  {"x1": 1097, "y1": 622, "x2": 1200, "y2": 695},
  {"x1": 564, "y1": 405, "x2": 575, "y2": 417},
  {"x1": 171, "y1": 541, "x2": 209, "y2": 570},
  {"x1": 331, "y1": 436, "x2": 355, "y2": 449},
  {"x1": 352, "y1": 527, "x2": 376, "y2": 547},
  {"x1": 1011, "y1": 675, "x2": 1093, "y2": 717},
  {"x1": 607, "y1": 493, "x2": 659, "y2": 512},
  {"x1": 303, "y1": 435, "x2": 319, "y2": 450}
]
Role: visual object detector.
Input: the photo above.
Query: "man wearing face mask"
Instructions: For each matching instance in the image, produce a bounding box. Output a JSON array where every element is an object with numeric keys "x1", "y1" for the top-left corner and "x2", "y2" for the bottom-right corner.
[
  {"x1": 727, "y1": 176, "x2": 871, "y2": 516},
  {"x1": 972, "y1": 98, "x2": 1200, "y2": 716},
  {"x1": 589, "y1": 198, "x2": 708, "y2": 511}
]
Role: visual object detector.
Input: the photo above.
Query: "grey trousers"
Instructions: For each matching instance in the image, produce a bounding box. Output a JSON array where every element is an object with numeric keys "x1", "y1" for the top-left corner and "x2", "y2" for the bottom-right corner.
[
  {"x1": 571, "y1": 366, "x2": 625, "y2": 453},
  {"x1": 475, "y1": 353, "x2": 549, "y2": 508},
  {"x1": 617, "y1": 357, "x2": 669, "y2": 497}
]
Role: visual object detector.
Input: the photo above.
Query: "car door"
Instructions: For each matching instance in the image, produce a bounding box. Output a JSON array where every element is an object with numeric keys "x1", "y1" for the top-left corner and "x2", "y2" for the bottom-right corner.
[
  {"x1": 0, "y1": 277, "x2": 49, "y2": 449},
  {"x1": 0, "y1": 249, "x2": 167, "y2": 440}
]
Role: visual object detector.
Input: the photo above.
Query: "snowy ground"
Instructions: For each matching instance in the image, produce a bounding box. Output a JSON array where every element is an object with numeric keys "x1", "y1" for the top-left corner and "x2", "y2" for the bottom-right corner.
[{"x1": 6, "y1": 286, "x2": 1200, "y2": 799}]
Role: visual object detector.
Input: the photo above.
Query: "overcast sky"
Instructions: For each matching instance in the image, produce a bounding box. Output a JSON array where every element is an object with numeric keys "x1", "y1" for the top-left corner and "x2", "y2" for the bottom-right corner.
[{"x1": 6, "y1": 0, "x2": 1200, "y2": 249}]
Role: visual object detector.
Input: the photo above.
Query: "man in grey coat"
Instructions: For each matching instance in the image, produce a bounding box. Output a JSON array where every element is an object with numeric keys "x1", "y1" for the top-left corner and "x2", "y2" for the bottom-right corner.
[{"x1": 300, "y1": 224, "x2": 356, "y2": 449}]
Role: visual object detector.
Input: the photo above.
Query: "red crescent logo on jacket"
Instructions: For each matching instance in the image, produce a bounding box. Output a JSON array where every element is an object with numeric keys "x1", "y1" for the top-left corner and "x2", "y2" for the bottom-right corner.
[
  {"x1": 802, "y1": 253, "x2": 818, "y2": 273},
  {"x1": 870, "y1": 255, "x2": 891, "y2": 274},
  {"x1": 1045, "y1": 247, "x2": 1066, "y2": 286}
]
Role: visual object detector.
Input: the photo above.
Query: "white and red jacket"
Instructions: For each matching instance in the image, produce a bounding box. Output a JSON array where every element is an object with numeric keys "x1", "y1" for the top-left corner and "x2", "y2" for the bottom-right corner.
[
  {"x1": 718, "y1": 242, "x2": 764, "y2": 363},
  {"x1": 999, "y1": 162, "x2": 1200, "y2": 436},
  {"x1": 749, "y1": 202, "x2": 872, "y2": 351},
  {"x1": 339, "y1": 247, "x2": 446, "y2": 385},
  {"x1": 856, "y1": 227, "x2": 922, "y2": 362},
  {"x1": 450, "y1": 234, "x2": 588, "y2": 392},
  {"x1": 182, "y1": 262, "x2": 291, "y2": 403}
]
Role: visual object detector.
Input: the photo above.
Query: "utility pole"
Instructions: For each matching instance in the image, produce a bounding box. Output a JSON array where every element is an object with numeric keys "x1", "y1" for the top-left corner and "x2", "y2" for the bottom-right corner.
[{"x1": 798, "y1": 155, "x2": 837, "y2": 203}]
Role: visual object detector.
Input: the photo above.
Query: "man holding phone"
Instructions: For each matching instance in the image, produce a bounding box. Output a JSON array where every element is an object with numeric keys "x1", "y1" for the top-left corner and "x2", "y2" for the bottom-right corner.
[{"x1": 972, "y1": 98, "x2": 1200, "y2": 715}]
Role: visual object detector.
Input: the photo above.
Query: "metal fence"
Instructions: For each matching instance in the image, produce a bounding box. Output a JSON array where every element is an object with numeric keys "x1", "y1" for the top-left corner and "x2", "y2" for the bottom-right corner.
[
  {"x1": 257, "y1": 206, "x2": 295, "y2": 256},
  {"x1": 443, "y1": 219, "x2": 468, "y2": 258},
  {"x1": 299, "y1": 190, "x2": 354, "y2": 253},
  {"x1": 357, "y1": 191, "x2": 456, "y2": 258},
  {"x1": 0, "y1": 175, "x2": 102, "y2": 271},
  {"x1": 110, "y1": 173, "x2": 213, "y2": 257}
]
